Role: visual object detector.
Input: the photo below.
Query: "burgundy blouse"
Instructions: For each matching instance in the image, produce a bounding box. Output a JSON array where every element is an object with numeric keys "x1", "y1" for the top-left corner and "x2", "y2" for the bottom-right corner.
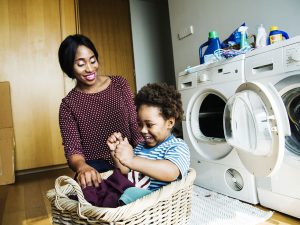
[{"x1": 59, "y1": 76, "x2": 143, "y2": 164}]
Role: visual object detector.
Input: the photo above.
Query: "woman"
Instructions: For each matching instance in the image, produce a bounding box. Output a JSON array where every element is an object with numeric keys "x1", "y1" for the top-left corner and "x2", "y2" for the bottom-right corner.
[{"x1": 58, "y1": 34, "x2": 143, "y2": 188}]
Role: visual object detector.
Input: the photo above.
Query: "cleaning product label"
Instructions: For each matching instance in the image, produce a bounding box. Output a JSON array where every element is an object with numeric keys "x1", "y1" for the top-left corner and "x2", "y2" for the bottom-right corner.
[{"x1": 270, "y1": 34, "x2": 282, "y2": 44}]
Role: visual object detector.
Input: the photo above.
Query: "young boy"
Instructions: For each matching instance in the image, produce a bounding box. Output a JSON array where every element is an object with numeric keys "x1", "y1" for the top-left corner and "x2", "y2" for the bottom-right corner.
[{"x1": 107, "y1": 83, "x2": 190, "y2": 191}]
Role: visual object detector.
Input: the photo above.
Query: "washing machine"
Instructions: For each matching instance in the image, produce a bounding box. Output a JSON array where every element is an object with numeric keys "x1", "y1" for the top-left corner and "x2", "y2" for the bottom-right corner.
[
  {"x1": 244, "y1": 36, "x2": 300, "y2": 218},
  {"x1": 178, "y1": 55, "x2": 259, "y2": 204}
]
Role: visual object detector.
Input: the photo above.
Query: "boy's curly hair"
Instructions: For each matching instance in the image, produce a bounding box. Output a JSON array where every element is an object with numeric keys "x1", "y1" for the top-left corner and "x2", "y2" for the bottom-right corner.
[{"x1": 134, "y1": 83, "x2": 184, "y2": 122}]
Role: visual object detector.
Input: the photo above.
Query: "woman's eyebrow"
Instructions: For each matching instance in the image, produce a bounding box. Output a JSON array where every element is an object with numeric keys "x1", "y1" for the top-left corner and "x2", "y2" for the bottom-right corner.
[{"x1": 74, "y1": 55, "x2": 95, "y2": 61}]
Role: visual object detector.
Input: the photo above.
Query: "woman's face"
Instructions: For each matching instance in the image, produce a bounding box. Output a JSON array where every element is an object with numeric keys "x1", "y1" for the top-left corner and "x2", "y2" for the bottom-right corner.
[{"x1": 73, "y1": 45, "x2": 99, "y2": 85}]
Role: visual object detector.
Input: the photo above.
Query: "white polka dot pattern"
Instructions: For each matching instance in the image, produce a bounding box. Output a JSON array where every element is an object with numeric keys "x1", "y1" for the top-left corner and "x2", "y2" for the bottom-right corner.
[{"x1": 59, "y1": 76, "x2": 143, "y2": 164}]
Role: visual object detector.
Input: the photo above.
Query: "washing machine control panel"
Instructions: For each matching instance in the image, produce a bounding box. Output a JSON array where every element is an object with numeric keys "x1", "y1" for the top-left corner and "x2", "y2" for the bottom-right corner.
[
  {"x1": 178, "y1": 59, "x2": 244, "y2": 90},
  {"x1": 196, "y1": 61, "x2": 243, "y2": 85},
  {"x1": 284, "y1": 43, "x2": 300, "y2": 72}
]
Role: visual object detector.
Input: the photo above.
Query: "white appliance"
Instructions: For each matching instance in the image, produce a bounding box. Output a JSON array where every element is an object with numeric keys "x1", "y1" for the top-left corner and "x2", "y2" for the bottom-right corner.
[
  {"x1": 178, "y1": 55, "x2": 259, "y2": 204},
  {"x1": 244, "y1": 36, "x2": 300, "y2": 219}
]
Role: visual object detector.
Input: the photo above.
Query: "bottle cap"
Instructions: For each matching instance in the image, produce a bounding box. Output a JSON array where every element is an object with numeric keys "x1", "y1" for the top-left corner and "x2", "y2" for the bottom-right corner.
[
  {"x1": 270, "y1": 26, "x2": 279, "y2": 31},
  {"x1": 209, "y1": 31, "x2": 219, "y2": 39}
]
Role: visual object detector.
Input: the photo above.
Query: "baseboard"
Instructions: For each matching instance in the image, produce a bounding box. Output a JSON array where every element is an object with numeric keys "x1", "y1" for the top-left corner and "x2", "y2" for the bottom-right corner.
[{"x1": 16, "y1": 164, "x2": 69, "y2": 176}]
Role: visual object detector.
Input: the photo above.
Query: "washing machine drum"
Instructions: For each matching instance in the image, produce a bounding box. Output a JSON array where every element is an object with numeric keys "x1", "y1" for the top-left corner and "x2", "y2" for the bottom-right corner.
[{"x1": 283, "y1": 88, "x2": 300, "y2": 156}]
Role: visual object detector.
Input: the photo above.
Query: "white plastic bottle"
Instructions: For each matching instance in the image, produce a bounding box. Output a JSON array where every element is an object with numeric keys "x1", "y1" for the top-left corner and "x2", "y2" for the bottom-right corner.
[{"x1": 256, "y1": 24, "x2": 267, "y2": 48}]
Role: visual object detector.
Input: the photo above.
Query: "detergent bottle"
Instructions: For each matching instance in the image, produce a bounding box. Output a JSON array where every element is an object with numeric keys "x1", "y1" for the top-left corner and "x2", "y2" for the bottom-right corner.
[
  {"x1": 267, "y1": 26, "x2": 289, "y2": 45},
  {"x1": 255, "y1": 24, "x2": 267, "y2": 48},
  {"x1": 199, "y1": 31, "x2": 221, "y2": 64}
]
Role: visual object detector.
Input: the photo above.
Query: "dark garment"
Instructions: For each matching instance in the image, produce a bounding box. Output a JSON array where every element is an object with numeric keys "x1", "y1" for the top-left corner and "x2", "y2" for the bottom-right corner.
[
  {"x1": 82, "y1": 169, "x2": 135, "y2": 208},
  {"x1": 86, "y1": 159, "x2": 115, "y2": 172}
]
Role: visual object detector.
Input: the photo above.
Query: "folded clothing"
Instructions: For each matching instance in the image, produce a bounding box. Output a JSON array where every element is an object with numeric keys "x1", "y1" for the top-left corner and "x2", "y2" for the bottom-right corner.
[{"x1": 82, "y1": 168, "x2": 135, "y2": 208}]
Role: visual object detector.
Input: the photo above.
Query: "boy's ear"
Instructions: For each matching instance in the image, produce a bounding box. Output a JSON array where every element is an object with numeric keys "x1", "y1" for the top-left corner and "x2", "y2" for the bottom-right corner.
[{"x1": 167, "y1": 117, "x2": 176, "y2": 129}]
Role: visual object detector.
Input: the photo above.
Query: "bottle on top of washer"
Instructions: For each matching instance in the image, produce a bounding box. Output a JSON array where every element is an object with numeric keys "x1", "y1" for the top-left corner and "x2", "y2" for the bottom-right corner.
[
  {"x1": 238, "y1": 25, "x2": 250, "y2": 49},
  {"x1": 199, "y1": 31, "x2": 222, "y2": 64},
  {"x1": 255, "y1": 24, "x2": 267, "y2": 48},
  {"x1": 267, "y1": 26, "x2": 289, "y2": 45}
]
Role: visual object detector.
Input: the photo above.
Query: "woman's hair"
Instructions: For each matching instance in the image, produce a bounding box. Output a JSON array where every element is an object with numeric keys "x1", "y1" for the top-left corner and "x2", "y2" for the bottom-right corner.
[
  {"x1": 58, "y1": 34, "x2": 99, "y2": 79},
  {"x1": 135, "y1": 83, "x2": 184, "y2": 122}
]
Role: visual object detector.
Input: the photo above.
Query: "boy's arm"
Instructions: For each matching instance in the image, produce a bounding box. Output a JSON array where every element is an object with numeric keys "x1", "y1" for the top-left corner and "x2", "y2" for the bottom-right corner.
[
  {"x1": 110, "y1": 152, "x2": 130, "y2": 174},
  {"x1": 107, "y1": 132, "x2": 130, "y2": 174},
  {"x1": 115, "y1": 138, "x2": 180, "y2": 182},
  {"x1": 127, "y1": 157, "x2": 180, "y2": 182}
]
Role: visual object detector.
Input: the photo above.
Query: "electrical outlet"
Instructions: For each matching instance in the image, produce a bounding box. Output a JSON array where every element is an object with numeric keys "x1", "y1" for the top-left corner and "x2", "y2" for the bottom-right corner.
[{"x1": 178, "y1": 25, "x2": 194, "y2": 40}]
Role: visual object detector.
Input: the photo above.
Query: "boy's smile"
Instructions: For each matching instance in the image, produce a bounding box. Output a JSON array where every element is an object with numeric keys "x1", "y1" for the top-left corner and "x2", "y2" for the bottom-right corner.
[{"x1": 137, "y1": 105, "x2": 175, "y2": 147}]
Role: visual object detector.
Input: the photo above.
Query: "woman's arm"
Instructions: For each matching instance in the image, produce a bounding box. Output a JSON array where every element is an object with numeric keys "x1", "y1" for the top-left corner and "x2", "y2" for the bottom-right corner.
[
  {"x1": 59, "y1": 101, "x2": 101, "y2": 188},
  {"x1": 59, "y1": 101, "x2": 84, "y2": 158}
]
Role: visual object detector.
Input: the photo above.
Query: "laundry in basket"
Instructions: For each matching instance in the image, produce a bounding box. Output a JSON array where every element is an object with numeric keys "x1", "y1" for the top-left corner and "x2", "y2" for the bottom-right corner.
[{"x1": 47, "y1": 168, "x2": 196, "y2": 225}]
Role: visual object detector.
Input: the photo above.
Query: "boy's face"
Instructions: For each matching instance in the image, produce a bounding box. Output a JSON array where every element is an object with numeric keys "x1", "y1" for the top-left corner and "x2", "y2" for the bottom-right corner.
[{"x1": 137, "y1": 104, "x2": 175, "y2": 147}]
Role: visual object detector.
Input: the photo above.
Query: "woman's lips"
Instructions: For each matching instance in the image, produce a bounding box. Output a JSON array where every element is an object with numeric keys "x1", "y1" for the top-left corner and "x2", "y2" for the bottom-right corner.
[{"x1": 85, "y1": 73, "x2": 96, "y2": 81}]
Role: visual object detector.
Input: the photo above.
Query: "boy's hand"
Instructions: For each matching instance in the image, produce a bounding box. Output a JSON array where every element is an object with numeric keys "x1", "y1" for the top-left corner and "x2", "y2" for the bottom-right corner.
[
  {"x1": 107, "y1": 132, "x2": 123, "y2": 151},
  {"x1": 114, "y1": 137, "x2": 135, "y2": 167},
  {"x1": 107, "y1": 133, "x2": 131, "y2": 174}
]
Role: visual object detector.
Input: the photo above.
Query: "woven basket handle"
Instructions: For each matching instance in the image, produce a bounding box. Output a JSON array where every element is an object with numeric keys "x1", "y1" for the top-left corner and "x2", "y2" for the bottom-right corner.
[
  {"x1": 54, "y1": 176, "x2": 126, "y2": 224},
  {"x1": 55, "y1": 175, "x2": 89, "y2": 204},
  {"x1": 54, "y1": 175, "x2": 95, "y2": 220}
]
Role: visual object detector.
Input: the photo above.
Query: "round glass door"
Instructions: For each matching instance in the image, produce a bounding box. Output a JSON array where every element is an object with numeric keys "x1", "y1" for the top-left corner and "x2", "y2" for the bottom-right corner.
[
  {"x1": 187, "y1": 91, "x2": 232, "y2": 160},
  {"x1": 223, "y1": 82, "x2": 289, "y2": 176},
  {"x1": 224, "y1": 90, "x2": 273, "y2": 156}
]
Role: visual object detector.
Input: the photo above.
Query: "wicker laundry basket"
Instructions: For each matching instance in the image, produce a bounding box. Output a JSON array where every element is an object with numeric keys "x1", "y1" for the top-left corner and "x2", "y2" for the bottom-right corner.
[{"x1": 47, "y1": 168, "x2": 196, "y2": 225}]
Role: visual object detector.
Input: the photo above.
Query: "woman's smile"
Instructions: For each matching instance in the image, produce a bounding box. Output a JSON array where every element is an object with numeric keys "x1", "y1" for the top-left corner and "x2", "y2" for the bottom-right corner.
[{"x1": 85, "y1": 72, "x2": 96, "y2": 81}]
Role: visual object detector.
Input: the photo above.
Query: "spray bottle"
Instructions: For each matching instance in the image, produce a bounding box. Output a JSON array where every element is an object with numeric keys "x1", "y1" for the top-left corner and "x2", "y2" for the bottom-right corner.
[{"x1": 238, "y1": 26, "x2": 250, "y2": 49}]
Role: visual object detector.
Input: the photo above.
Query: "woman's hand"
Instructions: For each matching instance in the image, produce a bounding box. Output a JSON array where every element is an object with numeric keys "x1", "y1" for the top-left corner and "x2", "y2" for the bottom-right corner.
[
  {"x1": 69, "y1": 154, "x2": 102, "y2": 188},
  {"x1": 76, "y1": 163, "x2": 102, "y2": 189}
]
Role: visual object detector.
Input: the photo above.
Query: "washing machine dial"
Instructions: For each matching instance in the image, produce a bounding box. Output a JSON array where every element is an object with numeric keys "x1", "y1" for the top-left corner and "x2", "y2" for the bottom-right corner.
[
  {"x1": 285, "y1": 44, "x2": 300, "y2": 70},
  {"x1": 197, "y1": 73, "x2": 209, "y2": 83},
  {"x1": 291, "y1": 50, "x2": 300, "y2": 62}
]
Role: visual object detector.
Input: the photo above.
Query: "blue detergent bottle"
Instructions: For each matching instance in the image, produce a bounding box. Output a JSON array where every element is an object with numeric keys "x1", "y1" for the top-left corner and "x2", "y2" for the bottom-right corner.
[
  {"x1": 199, "y1": 31, "x2": 221, "y2": 64},
  {"x1": 267, "y1": 26, "x2": 289, "y2": 45}
]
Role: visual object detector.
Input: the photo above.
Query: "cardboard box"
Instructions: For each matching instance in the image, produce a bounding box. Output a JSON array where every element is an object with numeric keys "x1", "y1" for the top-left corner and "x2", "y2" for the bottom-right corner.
[
  {"x1": 0, "y1": 81, "x2": 15, "y2": 185},
  {"x1": 0, "y1": 128, "x2": 15, "y2": 185},
  {"x1": 0, "y1": 82, "x2": 13, "y2": 129}
]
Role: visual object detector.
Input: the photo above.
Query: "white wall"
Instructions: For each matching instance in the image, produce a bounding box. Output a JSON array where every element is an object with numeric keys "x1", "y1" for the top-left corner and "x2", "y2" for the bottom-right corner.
[
  {"x1": 130, "y1": 0, "x2": 175, "y2": 91},
  {"x1": 168, "y1": 0, "x2": 300, "y2": 77}
]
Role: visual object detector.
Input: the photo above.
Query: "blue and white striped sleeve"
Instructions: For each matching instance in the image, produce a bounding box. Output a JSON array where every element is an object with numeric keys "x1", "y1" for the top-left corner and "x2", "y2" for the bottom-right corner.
[{"x1": 164, "y1": 140, "x2": 190, "y2": 178}]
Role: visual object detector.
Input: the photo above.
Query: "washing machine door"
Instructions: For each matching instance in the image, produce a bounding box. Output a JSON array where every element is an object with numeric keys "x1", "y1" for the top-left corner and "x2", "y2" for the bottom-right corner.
[{"x1": 223, "y1": 81, "x2": 290, "y2": 177}]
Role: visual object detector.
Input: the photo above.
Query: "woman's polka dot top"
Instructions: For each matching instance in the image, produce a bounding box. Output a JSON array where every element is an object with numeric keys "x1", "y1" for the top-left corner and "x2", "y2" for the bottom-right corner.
[{"x1": 59, "y1": 76, "x2": 143, "y2": 164}]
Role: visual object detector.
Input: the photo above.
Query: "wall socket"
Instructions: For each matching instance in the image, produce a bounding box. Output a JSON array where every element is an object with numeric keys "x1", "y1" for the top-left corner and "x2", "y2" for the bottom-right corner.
[{"x1": 178, "y1": 25, "x2": 194, "y2": 40}]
